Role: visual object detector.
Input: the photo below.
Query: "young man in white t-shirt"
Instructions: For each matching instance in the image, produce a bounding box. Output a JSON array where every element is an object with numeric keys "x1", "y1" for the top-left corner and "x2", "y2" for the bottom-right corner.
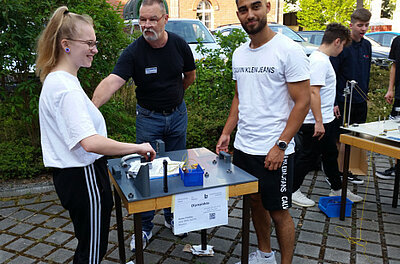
[
  {"x1": 292, "y1": 23, "x2": 363, "y2": 208},
  {"x1": 216, "y1": 1, "x2": 310, "y2": 263}
]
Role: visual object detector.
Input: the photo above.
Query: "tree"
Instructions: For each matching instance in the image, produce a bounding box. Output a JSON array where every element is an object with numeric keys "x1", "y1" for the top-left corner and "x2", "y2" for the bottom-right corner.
[
  {"x1": 0, "y1": 0, "x2": 131, "y2": 179},
  {"x1": 381, "y1": 0, "x2": 396, "y2": 18},
  {"x1": 297, "y1": 0, "x2": 356, "y2": 30}
]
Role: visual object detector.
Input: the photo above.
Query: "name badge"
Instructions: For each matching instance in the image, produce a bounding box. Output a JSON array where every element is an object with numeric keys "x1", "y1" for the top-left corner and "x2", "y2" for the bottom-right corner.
[{"x1": 145, "y1": 67, "x2": 157, "y2": 74}]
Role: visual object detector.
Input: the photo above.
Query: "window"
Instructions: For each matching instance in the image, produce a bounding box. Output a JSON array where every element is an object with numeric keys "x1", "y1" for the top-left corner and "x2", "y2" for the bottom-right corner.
[{"x1": 196, "y1": 0, "x2": 213, "y2": 29}]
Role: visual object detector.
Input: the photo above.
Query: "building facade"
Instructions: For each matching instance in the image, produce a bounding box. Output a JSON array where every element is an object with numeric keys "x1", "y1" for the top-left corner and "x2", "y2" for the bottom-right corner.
[{"x1": 119, "y1": 0, "x2": 284, "y2": 29}]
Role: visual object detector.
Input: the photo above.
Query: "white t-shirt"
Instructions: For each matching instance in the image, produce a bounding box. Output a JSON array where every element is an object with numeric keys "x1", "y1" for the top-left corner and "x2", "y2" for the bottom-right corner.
[
  {"x1": 303, "y1": 50, "x2": 336, "y2": 124},
  {"x1": 39, "y1": 71, "x2": 107, "y2": 168},
  {"x1": 232, "y1": 33, "x2": 310, "y2": 155}
]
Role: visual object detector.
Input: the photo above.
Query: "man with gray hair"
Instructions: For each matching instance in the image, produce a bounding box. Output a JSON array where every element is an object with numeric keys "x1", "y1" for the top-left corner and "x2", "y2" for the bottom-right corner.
[{"x1": 92, "y1": 0, "x2": 196, "y2": 252}]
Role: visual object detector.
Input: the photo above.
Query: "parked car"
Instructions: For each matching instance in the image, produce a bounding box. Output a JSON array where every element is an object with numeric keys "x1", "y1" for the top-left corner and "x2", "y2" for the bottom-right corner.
[
  {"x1": 366, "y1": 31, "x2": 400, "y2": 47},
  {"x1": 297, "y1": 30, "x2": 390, "y2": 68},
  {"x1": 212, "y1": 23, "x2": 318, "y2": 56},
  {"x1": 125, "y1": 18, "x2": 220, "y2": 60}
]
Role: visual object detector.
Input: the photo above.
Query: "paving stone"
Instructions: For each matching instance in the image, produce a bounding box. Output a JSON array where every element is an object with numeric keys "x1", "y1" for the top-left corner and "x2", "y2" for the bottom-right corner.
[
  {"x1": 8, "y1": 255, "x2": 37, "y2": 264},
  {"x1": 26, "y1": 227, "x2": 53, "y2": 239},
  {"x1": 356, "y1": 219, "x2": 379, "y2": 231},
  {"x1": 229, "y1": 208, "x2": 242, "y2": 217},
  {"x1": 25, "y1": 243, "x2": 55, "y2": 258},
  {"x1": 303, "y1": 211, "x2": 326, "y2": 222},
  {"x1": 389, "y1": 259, "x2": 400, "y2": 264},
  {"x1": 385, "y1": 233, "x2": 400, "y2": 246},
  {"x1": 231, "y1": 244, "x2": 258, "y2": 257},
  {"x1": 292, "y1": 255, "x2": 319, "y2": 264},
  {"x1": 294, "y1": 243, "x2": 320, "y2": 258},
  {"x1": 0, "y1": 218, "x2": 17, "y2": 230},
  {"x1": 214, "y1": 226, "x2": 239, "y2": 240},
  {"x1": 330, "y1": 216, "x2": 352, "y2": 226},
  {"x1": 356, "y1": 253, "x2": 385, "y2": 264},
  {"x1": 5, "y1": 237, "x2": 34, "y2": 251},
  {"x1": 62, "y1": 222, "x2": 74, "y2": 232},
  {"x1": 324, "y1": 247, "x2": 351, "y2": 263},
  {"x1": 325, "y1": 236, "x2": 351, "y2": 250},
  {"x1": 24, "y1": 202, "x2": 52, "y2": 211},
  {"x1": 297, "y1": 230, "x2": 323, "y2": 244},
  {"x1": 40, "y1": 204, "x2": 64, "y2": 215},
  {"x1": 384, "y1": 223, "x2": 400, "y2": 235},
  {"x1": 0, "y1": 207, "x2": 19, "y2": 217},
  {"x1": 328, "y1": 225, "x2": 351, "y2": 236},
  {"x1": 300, "y1": 220, "x2": 325, "y2": 232},
  {"x1": 356, "y1": 242, "x2": 382, "y2": 256},
  {"x1": 64, "y1": 238, "x2": 78, "y2": 249},
  {"x1": 355, "y1": 229, "x2": 381, "y2": 243},
  {"x1": 10, "y1": 209, "x2": 35, "y2": 220},
  {"x1": 0, "y1": 250, "x2": 16, "y2": 262},
  {"x1": 162, "y1": 258, "x2": 189, "y2": 264},
  {"x1": 208, "y1": 237, "x2": 234, "y2": 252},
  {"x1": 146, "y1": 238, "x2": 174, "y2": 252},
  {"x1": 44, "y1": 217, "x2": 69, "y2": 228},
  {"x1": 141, "y1": 252, "x2": 163, "y2": 264},
  {"x1": 194, "y1": 252, "x2": 225, "y2": 264},
  {"x1": 387, "y1": 245, "x2": 400, "y2": 259},
  {"x1": 45, "y1": 231, "x2": 72, "y2": 245},
  {"x1": 382, "y1": 213, "x2": 400, "y2": 224},
  {"x1": 45, "y1": 248, "x2": 74, "y2": 263},
  {"x1": 24, "y1": 213, "x2": 50, "y2": 224},
  {"x1": 40, "y1": 193, "x2": 59, "y2": 202},
  {"x1": 0, "y1": 233, "x2": 17, "y2": 245},
  {"x1": 170, "y1": 243, "x2": 193, "y2": 260},
  {"x1": 8, "y1": 222, "x2": 33, "y2": 235}
]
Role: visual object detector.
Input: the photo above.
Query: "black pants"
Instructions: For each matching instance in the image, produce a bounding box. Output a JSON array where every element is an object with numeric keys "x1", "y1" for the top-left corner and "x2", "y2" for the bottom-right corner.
[
  {"x1": 53, "y1": 157, "x2": 113, "y2": 264},
  {"x1": 294, "y1": 121, "x2": 342, "y2": 191}
]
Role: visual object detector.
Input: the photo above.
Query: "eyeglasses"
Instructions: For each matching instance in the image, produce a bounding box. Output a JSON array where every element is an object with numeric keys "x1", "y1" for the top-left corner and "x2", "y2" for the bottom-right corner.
[
  {"x1": 67, "y1": 39, "x2": 99, "y2": 49},
  {"x1": 138, "y1": 15, "x2": 164, "y2": 26}
]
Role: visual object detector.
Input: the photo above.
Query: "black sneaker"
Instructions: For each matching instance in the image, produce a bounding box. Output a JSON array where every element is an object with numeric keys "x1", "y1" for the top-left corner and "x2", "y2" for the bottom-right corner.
[
  {"x1": 339, "y1": 171, "x2": 364, "y2": 184},
  {"x1": 376, "y1": 167, "x2": 395, "y2": 179}
]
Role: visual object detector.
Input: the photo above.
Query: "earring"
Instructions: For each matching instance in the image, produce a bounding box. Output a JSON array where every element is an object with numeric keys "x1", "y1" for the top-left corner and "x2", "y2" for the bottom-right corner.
[{"x1": 65, "y1": 48, "x2": 70, "y2": 53}]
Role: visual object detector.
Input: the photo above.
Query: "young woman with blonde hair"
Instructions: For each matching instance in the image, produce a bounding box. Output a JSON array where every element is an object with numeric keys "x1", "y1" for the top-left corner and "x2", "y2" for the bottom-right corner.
[{"x1": 36, "y1": 6, "x2": 156, "y2": 263}]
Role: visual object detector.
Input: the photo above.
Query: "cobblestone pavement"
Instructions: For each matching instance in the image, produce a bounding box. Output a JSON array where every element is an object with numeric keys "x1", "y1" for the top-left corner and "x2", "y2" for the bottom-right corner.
[{"x1": 1, "y1": 154, "x2": 399, "y2": 264}]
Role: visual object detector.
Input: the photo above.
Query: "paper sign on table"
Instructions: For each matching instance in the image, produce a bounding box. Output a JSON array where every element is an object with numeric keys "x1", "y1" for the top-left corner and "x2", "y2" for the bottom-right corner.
[{"x1": 172, "y1": 186, "x2": 228, "y2": 235}]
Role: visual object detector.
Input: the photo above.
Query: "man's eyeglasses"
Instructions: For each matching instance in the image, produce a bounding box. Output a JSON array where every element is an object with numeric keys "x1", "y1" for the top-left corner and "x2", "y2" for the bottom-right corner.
[
  {"x1": 67, "y1": 39, "x2": 99, "y2": 49},
  {"x1": 138, "y1": 15, "x2": 164, "y2": 26}
]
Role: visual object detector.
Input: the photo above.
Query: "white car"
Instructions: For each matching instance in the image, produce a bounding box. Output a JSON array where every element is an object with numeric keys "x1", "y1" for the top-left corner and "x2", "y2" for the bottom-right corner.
[{"x1": 125, "y1": 18, "x2": 220, "y2": 60}]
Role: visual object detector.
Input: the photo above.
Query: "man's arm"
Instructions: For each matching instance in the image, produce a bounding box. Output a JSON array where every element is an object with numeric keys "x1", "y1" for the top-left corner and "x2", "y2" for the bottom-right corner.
[
  {"x1": 216, "y1": 83, "x2": 239, "y2": 154},
  {"x1": 385, "y1": 62, "x2": 396, "y2": 104},
  {"x1": 264, "y1": 79, "x2": 310, "y2": 170},
  {"x1": 92, "y1": 74, "x2": 126, "y2": 108},
  {"x1": 183, "y1": 70, "x2": 196, "y2": 90},
  {"x1": 310, "y1": 85, "x2": 325, "y2": 140}
]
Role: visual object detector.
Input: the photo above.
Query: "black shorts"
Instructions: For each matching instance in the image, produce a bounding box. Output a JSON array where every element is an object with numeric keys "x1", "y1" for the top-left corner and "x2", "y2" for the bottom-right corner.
[{"x1": 233, "y1": 148, "x2": 294, "y2": 211}]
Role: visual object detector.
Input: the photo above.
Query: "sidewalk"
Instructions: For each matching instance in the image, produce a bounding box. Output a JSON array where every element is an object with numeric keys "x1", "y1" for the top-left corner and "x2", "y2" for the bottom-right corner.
[{"x1": 1, "y1": 154, "x2": 399, "y2": 264}]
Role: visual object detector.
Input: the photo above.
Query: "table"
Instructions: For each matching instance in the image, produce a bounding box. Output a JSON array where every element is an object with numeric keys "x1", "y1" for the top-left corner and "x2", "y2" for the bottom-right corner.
[
  {"x1": 107, "y1": 147, "x2": 258, "y2": 264},
  {"x1": 339, "y1": 120, "x2": 400, "y2": 220}
]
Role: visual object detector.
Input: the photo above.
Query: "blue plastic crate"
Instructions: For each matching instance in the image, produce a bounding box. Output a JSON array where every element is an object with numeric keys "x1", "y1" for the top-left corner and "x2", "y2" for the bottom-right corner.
[
  {"x1": 179, "y1": 164, "x2": 204, "y2": 187},
  {"x1": 318, "y1": 196, "x2": 353, "y2": 218}
]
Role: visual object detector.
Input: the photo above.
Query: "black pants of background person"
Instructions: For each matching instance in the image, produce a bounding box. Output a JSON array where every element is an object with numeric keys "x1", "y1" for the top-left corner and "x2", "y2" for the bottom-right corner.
[
  {"x1": 53, "y1": 157, "x2": 113, "y2": 264},
  {"x1": 335, "y1": 101, "x2": 368, "y2": 139},
  {"x1": 294, "y1": 121, "x2": 342, "y2": 192}
]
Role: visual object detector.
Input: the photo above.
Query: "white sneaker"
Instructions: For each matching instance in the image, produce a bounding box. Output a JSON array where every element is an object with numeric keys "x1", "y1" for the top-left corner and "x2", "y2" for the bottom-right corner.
[
  {"x1": 292, "y1": 190, "x2": 315, "y2": 207},
  {"x1": 130, "y1": 230, "x2": 152, "y2": 252},
  {"x1": 329, "y1": 189, "x2": 363, "y2": 203},
  {"x1": 236, "y1": 250, "x2": 277, "y2": 264}
]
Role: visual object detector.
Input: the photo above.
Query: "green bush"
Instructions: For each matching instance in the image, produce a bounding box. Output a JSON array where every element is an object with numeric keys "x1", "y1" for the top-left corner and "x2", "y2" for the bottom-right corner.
[{"x1": 367, "y1": 64, "x2": 392, "y2": 122}]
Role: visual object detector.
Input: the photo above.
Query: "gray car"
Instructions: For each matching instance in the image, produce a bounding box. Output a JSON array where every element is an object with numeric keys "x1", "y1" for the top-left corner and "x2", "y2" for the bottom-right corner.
[{"x1": 298, "y1": 30, "x2": 390, "y2": 68}]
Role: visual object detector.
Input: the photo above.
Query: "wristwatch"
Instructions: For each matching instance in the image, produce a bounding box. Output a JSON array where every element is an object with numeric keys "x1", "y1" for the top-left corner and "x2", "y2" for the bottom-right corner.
[{"x1": 276, "y1": 139, "x2": 288, "y2": 151}]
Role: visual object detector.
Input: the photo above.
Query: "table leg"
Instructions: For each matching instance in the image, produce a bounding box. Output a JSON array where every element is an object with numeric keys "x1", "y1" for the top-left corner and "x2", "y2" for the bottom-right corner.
[
  {"x1": 134, "y1": 213, "x2": 144, "y2": 264},
  {"x1": 340, "y1": 144, "x2": 351, "y2": 221},
  {"x1": 113, "y1": 186, "x2": 126, "y2": 264},
  {"x1": 393, "y1": 160, "x2": 399, "y2": 208},
  {"x1": 241, "y1": 194, "x2": 250, "y2": 264},
  {"x1": 201, "y1": 229, "x2": 207, "y2": 250}
]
